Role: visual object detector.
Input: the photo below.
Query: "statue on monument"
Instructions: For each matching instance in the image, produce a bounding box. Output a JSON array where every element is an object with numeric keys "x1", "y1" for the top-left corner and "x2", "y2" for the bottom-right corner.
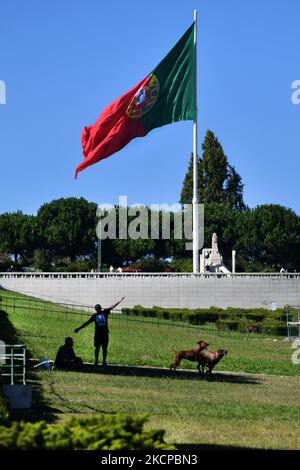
[{"x1": 200, "y1": 233, "x2": 233, "y2": 274}]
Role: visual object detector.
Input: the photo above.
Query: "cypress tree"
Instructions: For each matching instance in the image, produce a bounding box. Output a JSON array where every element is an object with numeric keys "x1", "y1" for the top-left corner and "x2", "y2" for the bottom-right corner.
[{"x1": 180, "y1": 130, "x2": 245, "y2": 210}]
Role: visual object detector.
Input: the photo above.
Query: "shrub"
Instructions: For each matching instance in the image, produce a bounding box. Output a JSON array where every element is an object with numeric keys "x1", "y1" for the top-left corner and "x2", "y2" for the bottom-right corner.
[
  {"x1": 216, "y1": 320, "x2": 239, "y2": 331},
  {"x1": 0, "y1": 397, "x2": 9, "y2": 425},
  {"x1": 260, "y1": 320, "x2": 287, "y2": 336},
  {"x1": 0, "y1": 414, "x2": 174, "y2": 450},
  {"x1": 121, "y1": 306, "x2": 288, "y2": 336},
  {"x1": 55, "y1": 261, "x2": 93, "y2": 272},
  {"x1": 121, "y1": 308, "x2": 131, "y2": 316},
  {"x1": 0, "y1": 383, "x2": 9, "y2": 426}
]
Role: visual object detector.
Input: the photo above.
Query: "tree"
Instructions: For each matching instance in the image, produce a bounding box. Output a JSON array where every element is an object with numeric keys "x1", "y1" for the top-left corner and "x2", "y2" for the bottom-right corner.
[
  {"x1": 200, "y1": 130, "x2": 228, "y2": 204},
  {"x1": 37, "y1": 198, "x2": 98, "y2": 264},
  {"x1": 236, "y1": 205, "x2": 300, "y2": 272},
  {"x1": 0, "y1": 212, "x2": 37, "y2": 263},
  {"x1": 180, "y1": 154, "x2": 195, "y2": 207},
  {"x1": 180, "y1": 130, "x2": 246, "y2": 210},
  {"x1": 225, "y1": 165, "x2": 246, "y2": 211}
]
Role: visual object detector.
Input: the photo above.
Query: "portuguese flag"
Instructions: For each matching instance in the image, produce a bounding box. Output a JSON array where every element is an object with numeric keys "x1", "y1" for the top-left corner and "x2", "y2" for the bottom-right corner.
[{"x1": 75, "y1": 23, "x2": 196, "y2": 178}]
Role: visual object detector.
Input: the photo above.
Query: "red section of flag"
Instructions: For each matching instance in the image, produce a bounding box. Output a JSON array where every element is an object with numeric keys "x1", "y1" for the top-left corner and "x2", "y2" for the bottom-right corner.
[{"x1": 75, "y1": 77, "x2": 148, "y2": 178}]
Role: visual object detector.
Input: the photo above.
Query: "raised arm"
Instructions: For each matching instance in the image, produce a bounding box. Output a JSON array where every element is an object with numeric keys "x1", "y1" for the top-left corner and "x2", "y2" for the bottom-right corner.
[
  {"x1": 74, "y1": 315, "x2": 95, "y2": 333},
  {"x1": 108, "y1": 297, "x2": 125, "y2": 311}
]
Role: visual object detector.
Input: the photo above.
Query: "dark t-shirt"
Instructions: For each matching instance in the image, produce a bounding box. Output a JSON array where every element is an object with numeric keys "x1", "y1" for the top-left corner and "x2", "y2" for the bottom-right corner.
[
  {"x1": 90, "y1": 308, "x2": 111, "y2": 335},
  {"x1": 54, "y1": 345, "x2": 76, "y2": 368}
]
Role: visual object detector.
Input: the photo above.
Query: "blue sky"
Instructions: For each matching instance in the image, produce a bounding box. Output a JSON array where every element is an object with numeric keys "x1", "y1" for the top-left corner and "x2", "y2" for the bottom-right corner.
[{"x1": 0, "y1": 0, "x2": 299, "y2": 215}]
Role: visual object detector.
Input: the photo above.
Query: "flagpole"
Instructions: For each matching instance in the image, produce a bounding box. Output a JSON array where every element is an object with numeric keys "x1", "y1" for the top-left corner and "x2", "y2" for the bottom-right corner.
[{"x1": 193, "y1": 9, "x2": 199, "y2": 273}]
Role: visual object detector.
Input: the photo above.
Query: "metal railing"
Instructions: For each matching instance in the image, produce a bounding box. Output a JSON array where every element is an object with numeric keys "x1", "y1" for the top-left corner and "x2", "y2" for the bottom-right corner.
[
  {"x1": 0, "y1": 344, "x2": 26, "y2": 385},
  {"x1": 0, "y1": 293, "x2": 232, "y2": 340},
  {"x1": 0, "y1": 293, "x2": 289, "y2": 339},
  {"x1": 0, "y1": 271, "x2": 300, "y2": 280},
  {"x1": 286, "y1": 305, "x2": 300, "y2": 341}
]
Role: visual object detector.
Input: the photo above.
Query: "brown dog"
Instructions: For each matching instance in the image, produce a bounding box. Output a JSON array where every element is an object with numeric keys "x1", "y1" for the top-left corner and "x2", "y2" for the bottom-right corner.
[
  {"x1": 197, "y1": 349, "x2": 228, "y2": 375},
  {"x1": 170, "y1": 340, "x2": 209, "y2": 370}
]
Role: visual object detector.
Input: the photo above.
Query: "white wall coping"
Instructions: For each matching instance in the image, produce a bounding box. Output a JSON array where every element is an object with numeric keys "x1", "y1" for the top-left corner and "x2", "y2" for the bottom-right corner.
[{"x1": 0, "y1": 272, "x2": 299, "y2": 280}]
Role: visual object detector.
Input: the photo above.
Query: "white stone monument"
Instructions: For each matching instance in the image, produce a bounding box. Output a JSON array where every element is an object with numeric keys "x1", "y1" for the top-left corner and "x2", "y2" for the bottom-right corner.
[{"x1": 200, "y1": 233, "x2": 232, "y2": 274}]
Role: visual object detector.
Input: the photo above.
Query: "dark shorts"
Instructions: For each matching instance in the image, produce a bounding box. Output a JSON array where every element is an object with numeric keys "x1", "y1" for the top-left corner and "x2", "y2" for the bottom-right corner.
[{"x1": 94, "y1": 330, "x2": 109, "y2": 348}]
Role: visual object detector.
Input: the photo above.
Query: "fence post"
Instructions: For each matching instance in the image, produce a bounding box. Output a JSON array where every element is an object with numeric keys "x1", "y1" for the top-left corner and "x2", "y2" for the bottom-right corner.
[
  {"x1": 23, "y1": 347, "x2": 26, "y2": 385},
  {"x1": 11, "y1": 346, "x2": 14, "y2": 385}
]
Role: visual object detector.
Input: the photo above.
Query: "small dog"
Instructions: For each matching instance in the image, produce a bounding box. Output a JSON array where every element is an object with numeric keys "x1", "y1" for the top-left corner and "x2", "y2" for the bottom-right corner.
[
  {"x1": 197, "y1": 349, "x2": 228, "y2": 375},
  {"x1": 170, "y1": 340, "x2": 209, "y2": 370}
]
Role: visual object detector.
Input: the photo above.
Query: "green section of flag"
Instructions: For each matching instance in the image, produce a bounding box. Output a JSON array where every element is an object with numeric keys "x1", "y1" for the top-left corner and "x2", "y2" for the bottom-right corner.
[{"x1": 142, "y1": 22, "x2": 196, "y2": 133}]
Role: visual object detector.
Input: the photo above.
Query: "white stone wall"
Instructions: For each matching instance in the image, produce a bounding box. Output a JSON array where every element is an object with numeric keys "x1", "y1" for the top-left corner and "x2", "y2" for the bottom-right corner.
[{"x1": 0, "y1": 273, "x2": 300, "y2": 309}]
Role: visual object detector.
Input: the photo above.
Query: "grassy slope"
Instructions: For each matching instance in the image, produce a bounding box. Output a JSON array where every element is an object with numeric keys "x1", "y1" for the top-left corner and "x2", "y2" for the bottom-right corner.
[
  {"x1": 37, "y1": 370, "x2": 300, "y2": 449},
  {"x1": 1, "y1": 289, "x2": 300, "y2": 449},
  {"x1": 1, "y1": 293, "x2": 297, "y2": 376}
]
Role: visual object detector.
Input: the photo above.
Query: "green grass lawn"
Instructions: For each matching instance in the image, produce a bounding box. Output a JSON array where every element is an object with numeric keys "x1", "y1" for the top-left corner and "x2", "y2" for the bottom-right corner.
[
  {"x1": 33, "y1": 369, "x2": 300, "y2": 449},
  {"x1": 0, "y1": 288, "x2": 297, "y2": 376},
  {"x1": 1, "y1": 289, "x2": 300, "y2": 449}
]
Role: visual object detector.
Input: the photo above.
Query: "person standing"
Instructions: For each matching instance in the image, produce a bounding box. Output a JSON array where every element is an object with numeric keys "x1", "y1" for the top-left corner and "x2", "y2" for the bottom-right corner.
[{"x1": 74, "y1": 297, "x2": 125, "y2": 366}]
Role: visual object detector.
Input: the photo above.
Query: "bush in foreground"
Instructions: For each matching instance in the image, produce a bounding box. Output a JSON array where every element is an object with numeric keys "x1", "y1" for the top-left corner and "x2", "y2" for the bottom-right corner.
[
  {"x1": 0, "y1": 414, "x2": 175, "y2": 450},
  {"x1": 0, "y1": 397, "x2": 9, "y2": 425}
]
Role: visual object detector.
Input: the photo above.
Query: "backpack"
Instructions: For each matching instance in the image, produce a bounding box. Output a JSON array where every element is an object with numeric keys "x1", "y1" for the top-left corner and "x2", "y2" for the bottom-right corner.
[{"x1": 95, "y1": 313, "x2": 107, "y2": 327}]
